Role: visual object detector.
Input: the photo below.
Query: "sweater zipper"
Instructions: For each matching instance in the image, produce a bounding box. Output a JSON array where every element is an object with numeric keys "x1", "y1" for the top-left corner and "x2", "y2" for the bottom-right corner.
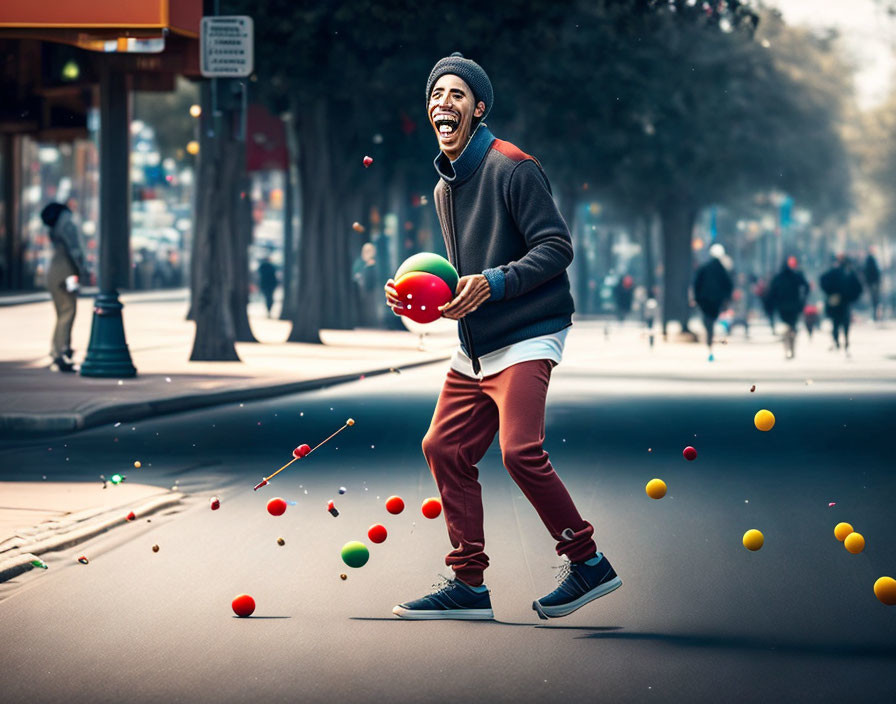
[{"x1": 445, "y1": 184, "x2": 480, "y2": 375}]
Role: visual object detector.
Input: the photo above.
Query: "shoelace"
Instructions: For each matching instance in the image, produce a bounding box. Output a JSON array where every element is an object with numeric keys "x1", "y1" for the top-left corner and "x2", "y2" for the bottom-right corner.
[
  {"x1": 429, "y1": 575, "x2": 456, "y2": 595},
  {"x1": 553, "y1": 557, "x2": 572, "y2": 584}
]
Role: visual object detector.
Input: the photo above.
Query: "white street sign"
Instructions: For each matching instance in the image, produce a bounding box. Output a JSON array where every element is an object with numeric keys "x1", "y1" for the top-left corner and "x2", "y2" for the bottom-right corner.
[{"x1": 201, "y1": 16, "x2": 253, "y2": 78}]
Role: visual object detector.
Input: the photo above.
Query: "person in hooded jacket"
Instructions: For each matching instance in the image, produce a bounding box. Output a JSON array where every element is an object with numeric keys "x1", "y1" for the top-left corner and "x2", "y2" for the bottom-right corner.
[
  {"x1": 41, "y1": 202, "x2": 87, "y2": 372},
  {"x1": 770, "y1": 256, "x2": 810, "y2": 359},
  {"x1": 693, "y1": 243, "x2": 733, "y2": 361},
  {"x1": 820, "y1": 254, "x2": 863, "y2": 355}
]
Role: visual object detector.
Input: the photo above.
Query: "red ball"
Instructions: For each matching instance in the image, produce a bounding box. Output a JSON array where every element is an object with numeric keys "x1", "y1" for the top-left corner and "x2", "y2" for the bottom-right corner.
[
  {"x1": 125, "y1": 511, "x2": 136, "y2": 521},
  {"x1": 363, "y1": 155, "x2": 373, "y2": 167},
  {"x1": 385, "y1": 495, "x2": 405, "y2": 514},
  {"x1": 231, "y1": 593, "x2": 255, "y2": 617},
  {"x1": 421, "y1": 497, "x2": 442, "y2": 519},
  {"x1": 210, "y1": 496, "x2": 220, "y2": 511},
  {"x1": 293, "y1": 444, "x2": 311, "y2": 459},
  {"x1": 393, "y1": 271, "x2": 453, "y2": 324},
  {"x1": 367, "y1": 523, "x2": 388, "y2": 543},
  {"x1": 267, "y1": 498, "x2": 287, "y2": 516},
  {"x1": 683, "y1": 446, "x2": 697, "y2": 461}
]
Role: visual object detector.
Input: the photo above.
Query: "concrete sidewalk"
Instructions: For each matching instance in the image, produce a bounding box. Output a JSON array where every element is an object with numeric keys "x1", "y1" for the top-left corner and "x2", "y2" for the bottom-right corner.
[
  {"x1": 0, "y1": 481, "x2": 183, "y2": 583},
  {"x1": 0, "y1": 289, "x2": 456, "y2": 435}
]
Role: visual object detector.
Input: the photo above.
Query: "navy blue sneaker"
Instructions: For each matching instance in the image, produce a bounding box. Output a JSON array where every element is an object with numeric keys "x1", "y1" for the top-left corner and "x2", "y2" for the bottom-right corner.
[
  {"x1": 393, "y1": 576, "x2": 494, "y2": 620},
  {"x1": 533, "y1": 554, "x2": 622, "y2": 619}
]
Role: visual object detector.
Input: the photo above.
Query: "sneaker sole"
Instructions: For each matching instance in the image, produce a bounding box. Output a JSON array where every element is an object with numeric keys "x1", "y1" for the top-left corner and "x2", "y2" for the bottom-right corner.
[
  {"x1": 392, "y1": 605, "x2": 494, "y2": 620},
  {"x1": 532, "y1": 576, "x2": 622, "y2": 620}
]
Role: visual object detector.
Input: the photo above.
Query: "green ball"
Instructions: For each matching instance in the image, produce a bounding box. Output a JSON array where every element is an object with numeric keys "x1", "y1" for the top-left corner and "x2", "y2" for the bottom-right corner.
[
  {"x1": 394, "y1": 252, "x2": 459, "y2": 294},
  {"x1": 341, "y1": 541, "x2": 370, "y2": 568}
]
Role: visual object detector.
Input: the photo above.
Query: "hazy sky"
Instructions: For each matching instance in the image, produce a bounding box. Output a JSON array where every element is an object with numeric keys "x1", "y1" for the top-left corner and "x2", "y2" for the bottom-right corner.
[{"x1": 766, "y1": 0, "x2": 896, "y2": 108}]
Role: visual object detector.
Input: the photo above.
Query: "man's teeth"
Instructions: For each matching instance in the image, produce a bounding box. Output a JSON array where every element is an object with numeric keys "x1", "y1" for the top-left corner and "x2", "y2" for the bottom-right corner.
[{"x1": 439, "y1": 124, "x2": 454, "y2": 135}]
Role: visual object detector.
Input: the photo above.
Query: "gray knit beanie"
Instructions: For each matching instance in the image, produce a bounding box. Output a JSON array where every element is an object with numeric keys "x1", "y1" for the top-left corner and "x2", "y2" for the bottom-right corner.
[{"x1": 425, "y1": 52, "x2": 493, "y2": 123}]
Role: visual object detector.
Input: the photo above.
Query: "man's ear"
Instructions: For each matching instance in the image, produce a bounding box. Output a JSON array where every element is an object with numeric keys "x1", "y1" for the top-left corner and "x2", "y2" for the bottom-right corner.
[{"x1": 474, "y1": 101, "x2": 486, "y2": 117}]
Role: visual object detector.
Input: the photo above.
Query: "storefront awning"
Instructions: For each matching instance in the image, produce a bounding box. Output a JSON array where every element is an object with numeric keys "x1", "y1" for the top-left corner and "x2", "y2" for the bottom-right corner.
[{"x1": 0, "y1": 0, "x2": 201, "y2": 51}]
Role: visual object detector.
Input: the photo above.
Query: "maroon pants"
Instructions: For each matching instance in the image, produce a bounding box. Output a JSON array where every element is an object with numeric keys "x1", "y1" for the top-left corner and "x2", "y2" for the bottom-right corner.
[{"x1": 422, "y1": 360, "x2": 597, "y2": 587}]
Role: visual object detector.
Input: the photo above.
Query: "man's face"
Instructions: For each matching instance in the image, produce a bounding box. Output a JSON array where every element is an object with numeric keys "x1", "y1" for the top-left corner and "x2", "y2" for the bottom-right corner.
[{"x1": 428, "y1": 74, "x2": 485, "y2": 160}]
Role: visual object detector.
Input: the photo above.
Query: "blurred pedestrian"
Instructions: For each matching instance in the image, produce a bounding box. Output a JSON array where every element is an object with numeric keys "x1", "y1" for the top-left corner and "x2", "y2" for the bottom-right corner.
[
  {"x1": 612, "y1": 274, "x2": 634, "y2": 322},
  {"x1": 41, "y1": 202, "x2": 86, "y2": 372},
  {"x1": 803, "y1": 302, "x2": 819, "y2": 338},
  {"x1": 693, "y1": 243, "x2": 733, "y2": 361},
  {"x1": 770, "y1": 256, "x2": 810, "y2": 359},
  {"x1": 820, "y1": 254, "x2": 863, "y2": 355},
  {"x1": 352, "y1": 242, "x2": 379, "y2": 327},
  {"x1": 863, "y1": 248, "x2": 881, "y2": 322},
  {"x1": 386, "y1": 52, "x2": 617, "y2": 621},
  {"x1": 755, "y1": 276, "x2": 776, "y2": 334},
  {"x1": 257, "y1": 256, "x2": 278, "y2": 318}
]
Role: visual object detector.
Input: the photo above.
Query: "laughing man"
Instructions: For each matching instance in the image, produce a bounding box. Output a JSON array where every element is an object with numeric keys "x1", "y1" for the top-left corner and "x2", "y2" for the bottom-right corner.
[{"x1": 385, "y1": 52, "x2": 622, "y2": 620}]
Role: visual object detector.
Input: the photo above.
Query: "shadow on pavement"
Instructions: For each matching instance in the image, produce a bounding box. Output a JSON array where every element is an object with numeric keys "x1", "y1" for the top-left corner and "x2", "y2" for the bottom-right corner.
[
  {"x1": 577, "y1": 631, "x2": 896, "y2": 659},
  {"x1": 350, "y1": 617, "x2": 533, "y2": 626}
]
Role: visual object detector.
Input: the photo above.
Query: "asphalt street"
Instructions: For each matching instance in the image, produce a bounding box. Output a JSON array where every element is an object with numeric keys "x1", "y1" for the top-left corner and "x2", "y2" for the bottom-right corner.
[{"x1": 1, "y1": 361, "x2": 894, "y2": 703}]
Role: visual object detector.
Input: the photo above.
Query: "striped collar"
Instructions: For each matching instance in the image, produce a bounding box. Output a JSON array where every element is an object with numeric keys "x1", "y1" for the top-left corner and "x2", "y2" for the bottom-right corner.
[{"x1": 433, "y1": 124, "x2": 495, "y2": 185}]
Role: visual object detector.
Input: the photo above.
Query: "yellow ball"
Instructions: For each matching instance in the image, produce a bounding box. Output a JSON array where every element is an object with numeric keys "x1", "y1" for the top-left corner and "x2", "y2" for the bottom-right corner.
[
  {"x1": 645, "y1": 478, "x2": 667, "y2": 500},
  {"x1": 844, "y1": 532, "x2": 865, "y2": 554},
  {"x1": 873, "y1": 576, "x2": 896, "y2": 605},
  {"x1": 834, "y1": 522, "x2": 854, "y2": 542},
  {"x1": 134, "y1": 461, "x2": 141, "y2": 468},
  {"x1": 754, "y1": 409, "x2": 775, "y2": 432},
  {"x1": 742, "y1": 529, "x2": 764, "y2": 551}
]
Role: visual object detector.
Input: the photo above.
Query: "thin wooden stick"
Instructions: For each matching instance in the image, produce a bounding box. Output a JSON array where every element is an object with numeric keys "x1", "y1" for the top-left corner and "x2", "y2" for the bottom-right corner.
[{"x1": 253, "y1": 419, "x2": 354, "y2": 490}]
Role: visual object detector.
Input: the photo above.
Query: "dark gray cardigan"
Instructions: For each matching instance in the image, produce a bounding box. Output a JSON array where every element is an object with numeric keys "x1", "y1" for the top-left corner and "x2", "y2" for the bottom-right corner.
[{"x1": 432, "y1": 124, "x2": 575, "y2": 372}]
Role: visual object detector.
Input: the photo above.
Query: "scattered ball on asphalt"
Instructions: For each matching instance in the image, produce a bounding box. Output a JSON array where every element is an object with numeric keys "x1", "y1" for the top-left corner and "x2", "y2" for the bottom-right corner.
[
  {"x1": 134, "y1": 461, "x2": 141, "y2": 468},
  {"x1": 352, "y1": 222, "x2": 364, "y2": 233},
  {"x1": 750, "y1": 385, "x2": 756, "y2": 393},
  {"x1": 645, "y1": 478, "x2": 667, "y2": 500},
  {"x1": 210, "y1": 496, "x2": 221, "y2": 511},
  {"x1": 844, "y1": 532, "x2": 865, "y2": 554},
  {"x1": 125, "y1": 511, "x2": 136, "y2": 521},
  {"x1": 338, "y1": 486, "x2": 347, "y2": 495},
  {"x1": 77, "y1": 555, "x2": 89, "y2": 564},
  {"x1": 267, "y1": 498, "x2": 288, "y2": 516},
  {"x1": 385, "y1": 495, "x2": 405, "y2": 515},
  {"x1": 834, "y1": 522, "x2": 854, "y2": 542},
  {"x1": 152, "y1": 544, "x2": 159, "y2": 553},
  {"x1": 293, "y1": 444, "x2": 311, "y2": 459},
  {"x1": 421, "y1": 497, "x2": 442, "y2": 519},
  {"x1": 341, "y1": 541, "x2": 370, "y2": 568},
  {"x1": 874, "y1": 576, "x2": 896, "y2": 605},
  {"x1": 367, "y1": 524, "x2": 388, "y2": 544},
  {"x1": 340, "y1": 573, "x2": 347, "y2": 580},
  {"x1": 231, "y1": 594, "x2": 256, "y2": 617},
  {"x1": 754, "y1": 409, "x2": 775, "y2": 432},
  {"x1": 742, "y1": 529, "x2": 764, "y2": 551},
  {"x1": 362, "y1": 156, "x2": 373, "y2": 167},
  {"x1": 277, "y1": 537, "x2": 285, "y2": 546},
  {"x1": 682, "y1": 446, "x2": 697, "y2": 461}
]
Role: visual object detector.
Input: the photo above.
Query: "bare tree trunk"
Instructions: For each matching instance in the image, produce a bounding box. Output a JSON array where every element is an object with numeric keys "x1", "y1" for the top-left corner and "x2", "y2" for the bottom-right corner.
[
  {"x1": 659, "y1": 198, "x2": 698, "y2": 334},
  {"x1": 637, "y1": 213, "x2": 656, "y2": 298},
  {"x1": 232, "y1": 164, "x2": 257, "y2": 342},
  {"x1": 557, "y1": 184, "x2": 586, "y2": 312},
  {"x1": 287, "y1": 98, "x2": 339, "y2": 342},
  {"x1": 190, "y1": 80, "x2": 240, "y2": 361},
  {"x1": 280, "y1": 107, "x2": 301, "y2": 322}
]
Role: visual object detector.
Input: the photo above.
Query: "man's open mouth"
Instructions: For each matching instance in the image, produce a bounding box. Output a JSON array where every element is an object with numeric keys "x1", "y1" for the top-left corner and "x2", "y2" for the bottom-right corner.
[{"x1": 433, "y1": 112, "x2": 459, "y2": 136}]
